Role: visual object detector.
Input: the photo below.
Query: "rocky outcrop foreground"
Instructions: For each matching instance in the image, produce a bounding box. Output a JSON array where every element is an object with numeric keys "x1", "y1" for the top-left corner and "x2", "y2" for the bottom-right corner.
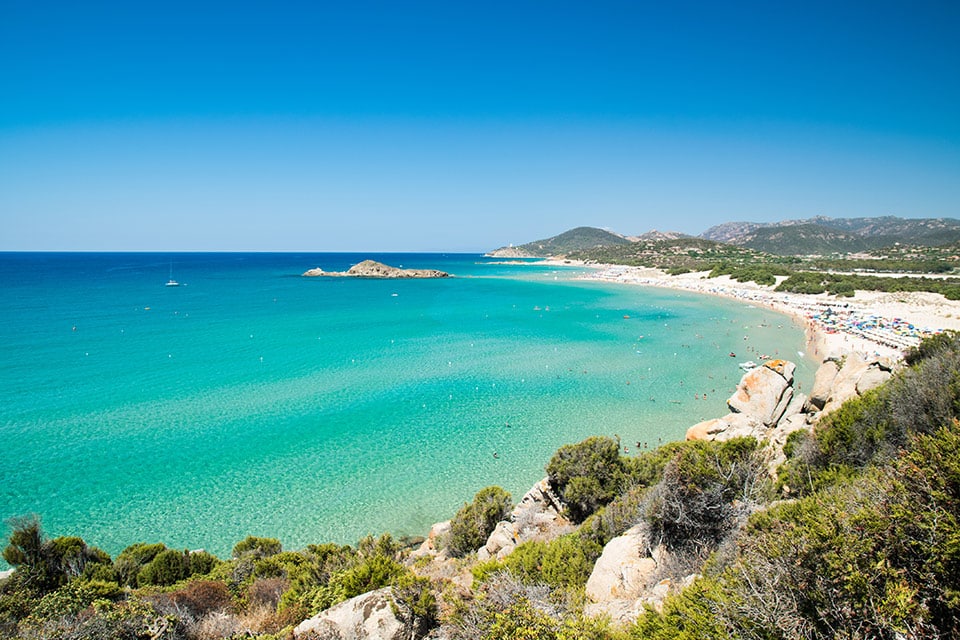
[
  {"x1": 294, "y1": 588, "x2": 412, "y2": 639},
  {"x1": 407, "y1": 478, "x2": 572, "y2": 593},
  {"x1": 291, "y1": 350, "x2": 901, "y2": 636},
  {"x1": 303, "y1": 260, "x2": 450, "y2": 279},
  {"x1": 581, "y1": 351, "x2": 899, "y2": 624},
  {"x1": 582, "y1": 524, "x2": 688, "y2": 621},
  {"x1": 685, "y1": 354, "x2": 895, "y2": 468},
  {"x1": 477, "y1": 477, "x2": 571, "y2": 561}
]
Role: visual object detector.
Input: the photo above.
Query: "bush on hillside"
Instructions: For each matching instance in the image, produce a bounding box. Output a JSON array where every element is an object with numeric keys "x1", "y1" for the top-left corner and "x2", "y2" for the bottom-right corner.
[
  {"x1": 136, "y1": 548, "x2": 189, "y2": 586},
  {"x1": 276, "y1": 533, "x2": 421, "y2": 618},
  {"x1": 114, "y1": 542, "x2": 167, "y2": 587},
  {"x1": 779, "y1": 332, "x2": 960, "y2": 496},
  {"x1": 2, "y1": 518, "x2": 113, "y2": 595},
  {"x1": 643, "y1": 438, "x2": 768, "y2": 553},
  {"x1": 232, "y1": 535, "x2": 282, "y2": 559},
  {"x1": 546, "y1": 436, "x2": 625, "y2": 523},
  {"x1": 451, "y1": 571, "x2": 622, "y2": 640},
  {"x1": 717, "y1": 421, "x2": 960, "y2": 638},
  {"x1": 390, "y1": 571, "x2": 438, "y2": 639},
  {"x1": 448, "y1": 486, "x2": 513, "y2": 557},
  {"x1": 473, "y1": 533, "x2": 603, "y2": 593}
]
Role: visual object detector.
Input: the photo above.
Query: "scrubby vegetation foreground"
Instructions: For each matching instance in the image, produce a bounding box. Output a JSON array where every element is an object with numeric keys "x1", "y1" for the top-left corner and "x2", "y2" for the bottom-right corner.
[{"x1": 3, "y1": 333, "x2": 959, "y2": 639}]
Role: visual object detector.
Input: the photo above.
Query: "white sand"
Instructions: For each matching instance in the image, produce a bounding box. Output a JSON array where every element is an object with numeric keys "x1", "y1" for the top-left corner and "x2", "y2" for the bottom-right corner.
[{"x1": 568, "y1": 263, "x2": 960, "y2": 363}]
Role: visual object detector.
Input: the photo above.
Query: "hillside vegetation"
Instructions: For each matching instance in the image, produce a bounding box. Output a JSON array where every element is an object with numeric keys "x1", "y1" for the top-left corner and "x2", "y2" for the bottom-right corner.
[
  {"x1": 567, "y1": 237, "x2": 776, "y2": 271},
  {"x1": 3, "y1": 332, "x2": 959, "y2": 639}
]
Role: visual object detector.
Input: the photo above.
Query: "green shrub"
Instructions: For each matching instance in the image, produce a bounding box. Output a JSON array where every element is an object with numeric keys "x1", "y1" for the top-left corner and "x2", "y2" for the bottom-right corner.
[
  {"x1": 448, "y1": 486, "x2": 513, "y2": 557},
  {"x1": 643, "y1": 438, "x2": 768, "y2": 553},
  {"x1": 486, "y1": 597, "x2": 559, "y2": 640},
  {"x1": 277, "y1": 534, "x2": 408, "y2": 616},
  {"x1": 114, "y1": 542, "x2": 167, "y2": 586},
  {"x1": 2, "y1": 516, "x2": 46, "y2": 586},
  {"x1": 390, "y1": 571, "x2": 438, "y2": 637},
  {"x1": 546, "y1": 436, "x2": 625, "y2": 522},
  {"x1": 631, "y1": 577, "x2": 730, "y2": 639},
  {"x1": 187, "y1": 549, "x2": 220, "y2": 576},
  {"x1": 2, "y1": 519, "x2": 112, "y2": 594},
  {"x1": 301, "y1": 555, "x2": 409, "y2": 615},
  {"x1": 232, "y1": 535, "x2": 282, "y2": 559},
  {"x1": 137, "y1": 548, "x2": 188, "y2": 586},
  {"x1": 622, "y1": 442, "x2": 686, "y2": 489},
  {"x1": 476, "y1": 534, "x2": 602, "y2": 592},
  {"x1": 277, "y1": 544, "x2": 359, "y2": 612}
]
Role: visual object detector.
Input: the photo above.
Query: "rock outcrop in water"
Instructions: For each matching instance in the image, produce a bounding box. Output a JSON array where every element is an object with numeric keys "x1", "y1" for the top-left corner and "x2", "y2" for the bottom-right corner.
[{"x1": 303, "y1": 260, "x2": 450, "y2": 279}]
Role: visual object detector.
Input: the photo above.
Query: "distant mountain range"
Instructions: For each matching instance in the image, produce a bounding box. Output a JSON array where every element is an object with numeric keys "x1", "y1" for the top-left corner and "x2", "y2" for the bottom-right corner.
[
  {"x1": 489, "y1": 216, "x2": 960, "y2": 258},
  {"x1": 701, "y1": 216, "x2": 960, "y2": 255}
]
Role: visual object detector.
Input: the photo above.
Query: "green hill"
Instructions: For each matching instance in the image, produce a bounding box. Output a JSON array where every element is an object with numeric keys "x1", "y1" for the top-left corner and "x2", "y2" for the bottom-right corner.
[{"x1": 488, "y1": 226, "x2": 630, "y2": 257}]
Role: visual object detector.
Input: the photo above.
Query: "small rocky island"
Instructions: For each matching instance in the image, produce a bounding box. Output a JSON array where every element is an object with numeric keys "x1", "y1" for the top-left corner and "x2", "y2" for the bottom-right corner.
[{"x1": 302, "y1": 259, "x2": 450, "y2": 279}]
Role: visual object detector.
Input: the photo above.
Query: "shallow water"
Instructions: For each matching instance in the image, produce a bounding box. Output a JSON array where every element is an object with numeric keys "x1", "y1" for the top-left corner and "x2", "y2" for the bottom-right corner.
[{"x1": 0, "y1": 253, "x2": 814, "y2": 561}]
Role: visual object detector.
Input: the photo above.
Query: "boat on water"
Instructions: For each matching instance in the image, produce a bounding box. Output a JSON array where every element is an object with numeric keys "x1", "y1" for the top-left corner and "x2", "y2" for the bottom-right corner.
[
  {"x1": 739, "y1": 360, "x2": 759, "y2": 371},
  {"x1": 165, "y1": 262, "x2": 180, "y2": 287}
]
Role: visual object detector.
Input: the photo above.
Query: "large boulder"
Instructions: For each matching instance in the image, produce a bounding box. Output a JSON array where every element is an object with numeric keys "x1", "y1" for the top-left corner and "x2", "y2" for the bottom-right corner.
[
  {"x1": 411, "y1": 521, "x2": 451, "y2": 559},
  {"x1": 805, "y1": 359, "x2": 839, "y2": 411},
  {"x1": 685, "y1": 418, "x2": 728, "y2": 441},
  {"x1": 856, "y1": 362, "x2": 893, "y2": 395},
  {"x1": 585, "y1": 525, "x2": 658, "y2": 604},
  {"x1": 584, "y1": 525, "x2": 687, "y2": 622},
  {"x1": 820, "y1": 355, "x2": 896, "y2": 415},
  {"x1": 727, "y1": 360, "x2": 795, "y2": 426},
  {"x1": 293, "y1": 588, "x2": 411, "y2": 640},
  {"x1": 479, "y1": 521, "x2": 518, "y2": 561},
  {"x1": 686, "y1": 412, "x2": 765, "y2": 442}
]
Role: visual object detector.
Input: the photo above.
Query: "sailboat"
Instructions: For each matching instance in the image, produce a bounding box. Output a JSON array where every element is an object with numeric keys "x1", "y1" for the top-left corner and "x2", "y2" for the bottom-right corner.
[{"x1": 165, "y1": 262, "x2": 180, "y2": 287}]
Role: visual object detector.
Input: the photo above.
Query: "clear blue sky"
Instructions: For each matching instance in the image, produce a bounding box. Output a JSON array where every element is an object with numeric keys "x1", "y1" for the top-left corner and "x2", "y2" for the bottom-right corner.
[{"x1": 1, "y1": 0, "x2": 958, "y2": 251}]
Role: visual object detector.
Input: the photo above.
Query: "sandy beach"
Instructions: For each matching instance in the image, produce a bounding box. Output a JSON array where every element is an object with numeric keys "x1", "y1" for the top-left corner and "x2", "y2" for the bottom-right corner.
[{"x1": 568, "y1": 263, "x2": 960, "y2": 363}]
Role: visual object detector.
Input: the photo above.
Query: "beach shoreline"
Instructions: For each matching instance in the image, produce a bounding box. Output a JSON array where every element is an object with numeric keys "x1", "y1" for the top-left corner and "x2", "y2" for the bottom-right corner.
[{"x1": 542, "y1": 260, "x2": 960, "y2": 364}]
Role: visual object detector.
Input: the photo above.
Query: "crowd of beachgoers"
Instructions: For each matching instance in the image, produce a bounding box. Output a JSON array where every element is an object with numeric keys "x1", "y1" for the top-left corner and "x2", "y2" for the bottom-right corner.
[{"x1": 576, "y1": 264, "x2": 960, "y2": 361}]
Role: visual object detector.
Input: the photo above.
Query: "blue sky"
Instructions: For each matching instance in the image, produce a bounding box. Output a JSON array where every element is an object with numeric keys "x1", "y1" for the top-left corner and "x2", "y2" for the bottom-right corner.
[{"x1": 1, "y1": 1, "x2": 958, "y2": 251}]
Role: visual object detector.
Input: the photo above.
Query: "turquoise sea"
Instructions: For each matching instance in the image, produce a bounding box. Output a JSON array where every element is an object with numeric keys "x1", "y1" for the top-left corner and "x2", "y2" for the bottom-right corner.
[{"x1": 0, "y1": 253, "x2": 814, "y2": 563}]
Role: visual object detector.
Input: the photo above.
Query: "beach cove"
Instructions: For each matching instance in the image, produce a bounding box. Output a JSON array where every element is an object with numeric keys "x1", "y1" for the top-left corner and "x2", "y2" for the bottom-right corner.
[{"x1": 0, "y1": 253, "x2": 816, "y2": 563}]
